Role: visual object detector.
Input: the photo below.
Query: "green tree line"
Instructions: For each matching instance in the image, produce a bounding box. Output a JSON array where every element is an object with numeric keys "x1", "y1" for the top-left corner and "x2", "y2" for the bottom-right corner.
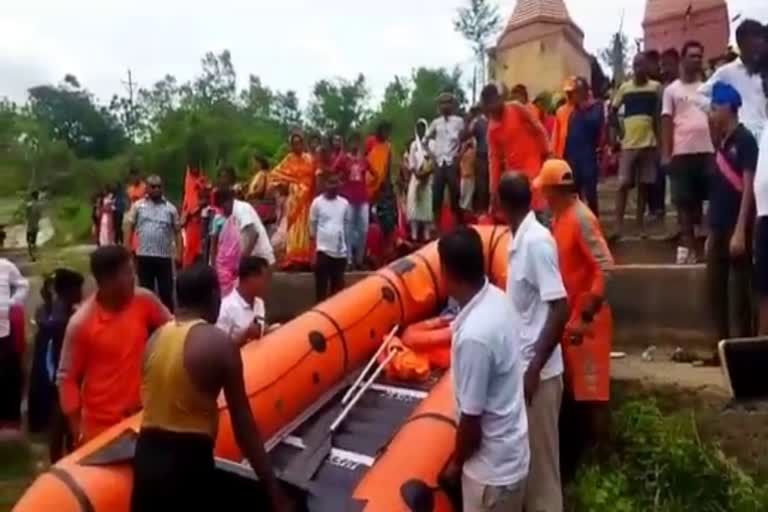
[{"x1": 0, "y1": 49, "x2": 466, "y2": 204}]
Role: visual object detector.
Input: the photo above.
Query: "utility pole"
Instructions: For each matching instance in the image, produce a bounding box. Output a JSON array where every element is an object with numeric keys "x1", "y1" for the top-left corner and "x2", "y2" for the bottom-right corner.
[{"x1": 121, "y1": 69, "x2": 137, "y2": 140}]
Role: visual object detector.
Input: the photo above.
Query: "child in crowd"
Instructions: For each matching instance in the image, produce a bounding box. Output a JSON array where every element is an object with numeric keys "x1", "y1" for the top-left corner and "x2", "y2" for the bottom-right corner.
[
  {"x1": 47, "y1": 269, "x2": 85, "y2": 462},
  {"x1": 341, "y1": 133, "x2": 371, "y2": 269},
  {"x1": 309, "y1": 174, "x2": 351, "y2": 302},
  {"x1": 459, "y1": 138, "x2": 477, "y2": 221},
  {"x1": 26, "y1": 274, "x2": 56, "y2": 435}
]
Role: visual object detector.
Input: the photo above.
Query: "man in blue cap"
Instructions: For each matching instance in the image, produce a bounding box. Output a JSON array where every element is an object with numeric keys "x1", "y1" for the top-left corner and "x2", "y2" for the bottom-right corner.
[{"x1": 706, "y1": 81, "x2": 759, "y2": 364}]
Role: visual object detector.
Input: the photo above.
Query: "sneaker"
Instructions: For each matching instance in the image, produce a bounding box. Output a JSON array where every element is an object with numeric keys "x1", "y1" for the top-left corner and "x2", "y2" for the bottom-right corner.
[{"x1": 676, "y1": 246, "x2": 689, "y2": 265}]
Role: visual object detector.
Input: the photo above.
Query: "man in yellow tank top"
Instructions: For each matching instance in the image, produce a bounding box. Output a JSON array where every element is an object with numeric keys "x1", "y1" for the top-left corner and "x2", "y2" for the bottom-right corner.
[{"x1": 131, "y1": 264, "x2": 292, "y2": 511}]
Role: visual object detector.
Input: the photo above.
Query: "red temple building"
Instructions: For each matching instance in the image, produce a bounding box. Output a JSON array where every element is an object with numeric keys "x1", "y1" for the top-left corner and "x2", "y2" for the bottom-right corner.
[{"x1": 643, "y1": 0, "x2": 730, "y2": 61}]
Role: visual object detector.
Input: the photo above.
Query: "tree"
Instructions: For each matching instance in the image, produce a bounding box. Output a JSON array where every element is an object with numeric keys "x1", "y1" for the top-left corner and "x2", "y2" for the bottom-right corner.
[
  {"x1": 600, "y1": 30, "x2": 631, "y2": 84},
  {"x1": 240, "y1": 75, "x2": 274, "y2": 120},
  {"x1": 307, "y1": 74, "x2": 369, "y2": 139},
  {"x1": 28, "y1": 76, "x2": 127, "y2": 159},
  {"x1": 187, "y1": 50, "x2": 237, "y2": 107},
  {"x1": 454, "y1": 0, "x2": 502, "y2": 85},
  {"x1": 273, "y1": 90, "x2": 302, "y2": 131}
]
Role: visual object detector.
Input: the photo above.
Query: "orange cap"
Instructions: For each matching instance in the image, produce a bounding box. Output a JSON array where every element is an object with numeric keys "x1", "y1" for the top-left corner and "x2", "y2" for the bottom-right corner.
[{"x1": 533, "y1": 159, "x2": 575, "y2": 190}]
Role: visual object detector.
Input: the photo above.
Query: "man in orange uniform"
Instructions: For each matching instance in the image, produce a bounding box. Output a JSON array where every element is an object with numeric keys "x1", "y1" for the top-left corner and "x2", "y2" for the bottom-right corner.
[
  {"x1": 533, "y1": 159, "x2": 615, "y2": 481},
  {"x1": 552, "y1": 78, "x2": 576, "y2": 159},
  {"x1": 481, "y1": 83, "x2": 551, "y2": 215},
  {"x1": 126, "y1": 167, "x2": 147, "y2": 253},
  {"x1": 57, "y1": 246, "x2": 171, "y2": 444},
  {"x1": 181, "y1": 165, "x2": 209, "y2": 267}
]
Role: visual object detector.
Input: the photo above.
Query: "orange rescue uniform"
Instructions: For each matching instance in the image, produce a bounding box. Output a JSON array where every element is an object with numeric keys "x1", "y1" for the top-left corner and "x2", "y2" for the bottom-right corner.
[
  {"x1": 127, "y1": 182, "x2": 147, "y2": 252},
  {"x1": 57, "y1": 289, "x2": 171, "y2": 442},
  {"x1": 552, "y1": 199, "x2": 614, "y2": 402},
  {"x1": 552, "y1": 102, "x2": 574, "y2": 159},
  {"x1": 181, "y1": 169, "x2": 209, "y2": 268},
  {"x1": 488, "y1": 103, "x2": 551, "y2": 211}
]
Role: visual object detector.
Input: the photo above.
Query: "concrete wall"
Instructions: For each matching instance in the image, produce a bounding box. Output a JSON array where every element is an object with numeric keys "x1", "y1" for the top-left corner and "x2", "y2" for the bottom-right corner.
[
  {"x1": 267, "y1": 264, "x2": 713, "y2": 349},
  {"x1": 644, "y1": 6, "x2": 729, "y2": 61}
]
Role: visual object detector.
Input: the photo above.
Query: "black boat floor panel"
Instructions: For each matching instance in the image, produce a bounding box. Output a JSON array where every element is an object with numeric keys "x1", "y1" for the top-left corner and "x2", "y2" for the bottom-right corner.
[{"x1": 271, "y1": 374, "x2": 444, "y2": 512}]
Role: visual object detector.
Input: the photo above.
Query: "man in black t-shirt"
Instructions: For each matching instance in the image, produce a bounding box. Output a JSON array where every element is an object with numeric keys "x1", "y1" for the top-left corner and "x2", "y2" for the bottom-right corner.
[{"x1": 706, "y1": 82, "x2": 759, "y2": 363}]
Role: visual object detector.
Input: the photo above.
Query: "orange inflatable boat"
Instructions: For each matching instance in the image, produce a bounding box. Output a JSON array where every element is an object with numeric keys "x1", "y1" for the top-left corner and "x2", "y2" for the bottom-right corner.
[{"x1": 13, "y1": 225, "x2": 511, "y2": 512}]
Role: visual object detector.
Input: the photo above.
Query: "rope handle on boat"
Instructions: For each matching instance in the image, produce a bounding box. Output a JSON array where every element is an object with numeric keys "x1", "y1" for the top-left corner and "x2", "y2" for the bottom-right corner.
[
  {"x1": 341, "y1": 324, "x2": 400, "y2": 405},
  {"x1": 331, "y1": 328, "x2": 403, "y2": 433}
]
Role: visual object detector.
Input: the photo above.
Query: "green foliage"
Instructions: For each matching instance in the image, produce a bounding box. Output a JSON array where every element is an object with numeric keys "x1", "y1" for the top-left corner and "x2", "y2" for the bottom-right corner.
[
  {"x1": 453, "y1": 0, "x2": 502, "y2": 57},
  {"x1": 0, "y1": 48, "x2": 469, "y2": 242},
  {"x1": 567, "y1": 400, "x2": 768, "y2": 512},
  {"x1": 600, "y1": 30, "x2": 632, "y2": 83},
  {"x1": 307, "y1": 74, "x2": 369, "y2": 139},
  {"x1": 28, "y1": 75, "x2": 127, "y2": 159}
]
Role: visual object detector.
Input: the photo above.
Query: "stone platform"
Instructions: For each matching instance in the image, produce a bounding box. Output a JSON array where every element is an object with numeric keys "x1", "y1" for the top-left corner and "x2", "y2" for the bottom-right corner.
[{"x1": 267, "y1": 263, "x2": 713, "y2": 350}]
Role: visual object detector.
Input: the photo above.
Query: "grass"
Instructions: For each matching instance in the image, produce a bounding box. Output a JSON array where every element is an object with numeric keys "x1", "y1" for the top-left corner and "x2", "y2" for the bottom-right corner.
[{"x1": 0, "y1": 441, "x2": 37, "y2": 510}]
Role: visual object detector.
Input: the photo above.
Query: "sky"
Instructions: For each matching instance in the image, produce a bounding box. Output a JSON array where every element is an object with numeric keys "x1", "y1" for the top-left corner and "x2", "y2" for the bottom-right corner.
[{"x1": 2, "y1": 0, "x2": 767, "y2": 107}]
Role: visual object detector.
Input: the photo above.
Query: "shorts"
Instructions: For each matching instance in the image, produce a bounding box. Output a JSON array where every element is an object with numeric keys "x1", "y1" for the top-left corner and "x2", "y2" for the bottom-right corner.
[
  {"x1": 618, "y1": 147, "x2": 658, "y2": 187},
  {"x1": 669, "y1": 153, "x2": 711, "y2": 207},
  {"x1": 755, "y1": 216, "x2": 768, "y2": 297}
]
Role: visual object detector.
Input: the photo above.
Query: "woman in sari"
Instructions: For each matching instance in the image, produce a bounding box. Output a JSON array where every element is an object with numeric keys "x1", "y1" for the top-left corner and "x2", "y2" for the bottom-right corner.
[
  {"x1": 98, "y1": 186, "x2": 116, "y2": 246},
  {"x1": 405, "y1": 119, "x2": 434, "y2": 242},
  {"x1": 368, "y1": 122, "x2": 403, "y2": 263},
  {"x1": 269, "y1": 132, "x2": 316, "y2": 269}
]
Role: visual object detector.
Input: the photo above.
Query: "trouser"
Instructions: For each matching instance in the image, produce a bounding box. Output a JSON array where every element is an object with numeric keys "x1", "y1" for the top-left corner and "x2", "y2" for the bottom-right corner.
[
  {"x1": 347, "y1": 203, "x2": 369, "y2": 267},
  {"x1": 136, "y1": 255, "x2": 175, "y2": 312},
  {"x1": 113, "y1": 211, "x2": 124, "y2": 245},
  {"x1": 568, "y1": 155, "x2": 599, "y2": 216},
  {"x1": 27, "y1": 230, "x2": 38, "y2": 258},
  {"x1": 707, "y1": 230, "x2": 753, "y2": 343},
  {"x1": 648, "y1": 160, "x2": 666, "y2": 215},
  {"x1": 0, "y1": 335, "x2": 22, "y2": 425},
  {"x1": 432, "y1": 161, "x2": 461, "y2": 221},
  {"x1": 314, "y1": 251, "x2": 346, "y2": 302},
  {"x1": 131, "y1": 429, "x2": 215, "y2": 512},
  {"x1": 559, "y1": 393, "x2": 610, "y2": 484},
  {"x1": 462, "y1": 474, "x2": 527, "y2": 512},
  {"x1": 49, "y1": 394, "x2": 73, "y2": 463},
  {"x1": 474, "y1": 153, "x2": 490, "y2": 213},
  {"x1": 525, "y1": 376, "x2": 564, "y2": 512}
]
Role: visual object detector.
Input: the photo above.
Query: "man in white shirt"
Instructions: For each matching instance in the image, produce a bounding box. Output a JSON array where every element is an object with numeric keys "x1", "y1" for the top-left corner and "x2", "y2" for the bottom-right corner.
[
  {"x1": 498, "y1": 173, "x2": 569, "y2": 512},
  {"x1": 700, "y1": 19, "x2": 767, "y2": 141},
  {"x1": 438, "y1": 227, "x2": 529, "y2": 512},
  {"x1": 309, "y1": 174, "x2": 351, "y2": 302},
  {"x1": 230, "y1": 198, "x2": 276, "y2": 266},
  {"x1": 755, "y1": 128, "x2": 768, "y2": 334},
  {"x1": 428, "y1": 92, "x2": 466, "y2": 227},
  {"x1": 0, "y1": 257, "x2": 29, "y2": 432},
  {"x1": 216, "y1": 256, "x2": 273, "y2": 347}
]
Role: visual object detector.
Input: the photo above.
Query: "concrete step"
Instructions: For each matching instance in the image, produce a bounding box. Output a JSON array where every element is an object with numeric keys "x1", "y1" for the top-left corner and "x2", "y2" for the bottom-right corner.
[{"x1": 266, "y1": 264, "x2": 716, "y2": 352}]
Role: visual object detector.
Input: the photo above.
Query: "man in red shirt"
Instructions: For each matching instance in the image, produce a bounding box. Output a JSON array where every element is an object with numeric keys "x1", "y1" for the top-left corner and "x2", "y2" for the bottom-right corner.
[
  {"x1": 58, "y1": 246, "x2": 171, "y2": 444},
  {"x1": 481, "y1": 83, "x2": 551, "y2": 215}
]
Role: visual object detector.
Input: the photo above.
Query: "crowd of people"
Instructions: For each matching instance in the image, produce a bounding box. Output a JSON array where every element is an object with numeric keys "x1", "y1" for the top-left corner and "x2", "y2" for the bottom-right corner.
[{"x1": 0, "y1": 15, "x2": 767, "y2": 512}]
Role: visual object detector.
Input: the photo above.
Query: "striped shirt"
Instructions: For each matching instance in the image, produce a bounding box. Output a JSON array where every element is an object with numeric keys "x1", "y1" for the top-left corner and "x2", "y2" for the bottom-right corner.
[
  {"x1": 0, "y1": 259, "x2": 29, "y2": 338},
  {"x1": 126, "y1": 198, "x2": 180, "y2": 259}
]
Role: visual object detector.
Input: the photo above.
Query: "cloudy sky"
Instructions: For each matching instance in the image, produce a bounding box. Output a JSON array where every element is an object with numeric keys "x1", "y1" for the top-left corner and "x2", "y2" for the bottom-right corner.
[{"x1": 2, "y1": 0, "x2": 767, "y2": 106}]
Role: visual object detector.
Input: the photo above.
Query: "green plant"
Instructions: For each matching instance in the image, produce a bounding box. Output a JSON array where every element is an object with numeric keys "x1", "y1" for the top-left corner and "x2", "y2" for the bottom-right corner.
[{"x1": 568, "y1": 400, "x2": 768, "y2": 512}]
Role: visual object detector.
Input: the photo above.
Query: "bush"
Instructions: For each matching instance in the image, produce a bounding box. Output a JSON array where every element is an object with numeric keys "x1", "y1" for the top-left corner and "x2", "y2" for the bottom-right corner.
[{"x1": 567, "y1": 400, "x2": 768, "y2": 512}]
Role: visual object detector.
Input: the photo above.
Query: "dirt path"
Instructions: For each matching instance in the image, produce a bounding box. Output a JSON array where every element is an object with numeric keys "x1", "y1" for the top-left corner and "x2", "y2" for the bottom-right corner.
[{"x1": 613, "y1": 347, "x2": 728, "y2": 397}]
